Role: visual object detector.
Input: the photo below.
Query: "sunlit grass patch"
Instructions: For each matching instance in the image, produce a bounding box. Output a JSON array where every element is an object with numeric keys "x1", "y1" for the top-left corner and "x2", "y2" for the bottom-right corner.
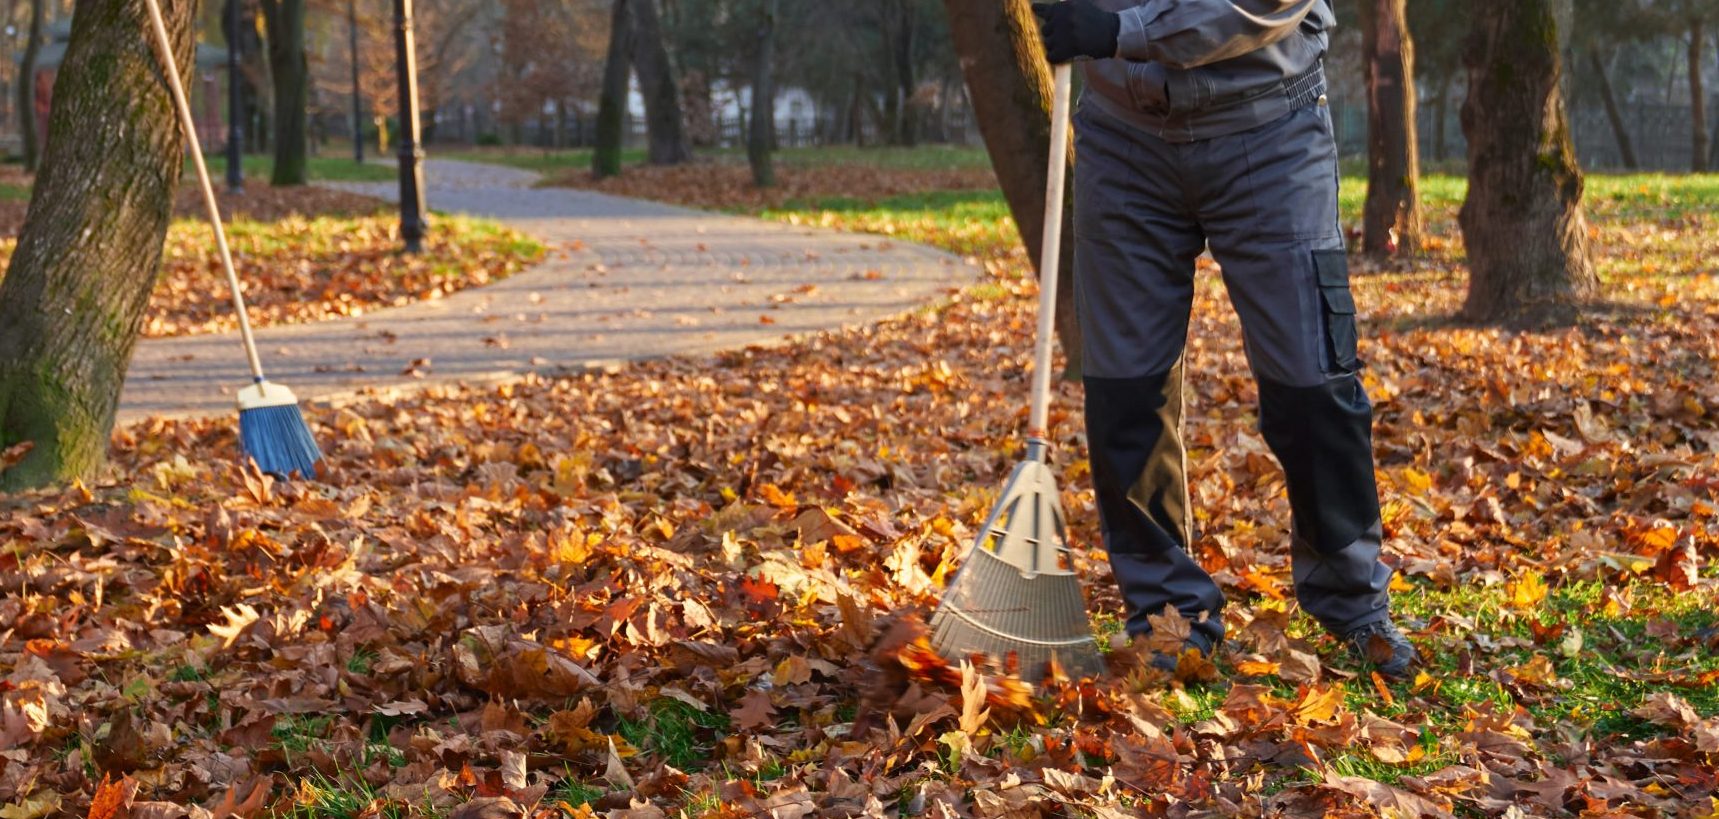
[
  {"x1": 616, "y1": 698, "x2": 732, "y2": 771},
  {"x1": 196, "y1": 154, "x2": 398, "y2": 184}
]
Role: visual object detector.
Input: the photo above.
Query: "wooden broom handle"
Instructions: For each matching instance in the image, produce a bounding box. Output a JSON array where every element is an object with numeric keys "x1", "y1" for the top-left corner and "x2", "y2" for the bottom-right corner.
[{"x1": 141, "y1": 0, "x2": 267, "y2": 382}]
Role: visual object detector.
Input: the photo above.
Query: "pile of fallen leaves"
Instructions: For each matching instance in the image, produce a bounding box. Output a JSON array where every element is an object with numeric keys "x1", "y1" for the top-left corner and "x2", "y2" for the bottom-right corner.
[
  {"x1": 543, "y1": 162, "x2": 998, "y2": 212},
  {"x1": 1, "y1": 175, "x2": 1717, "y2": 818},
  {"x1": 0, "y1": 174, "x2": 384, "y2": 241},
  {"x1": 141, "y1": 214, "x2": 544, "y2": 337},
  {"x1": 0, "y1": 179, "x2": 544, "y2": 338}
]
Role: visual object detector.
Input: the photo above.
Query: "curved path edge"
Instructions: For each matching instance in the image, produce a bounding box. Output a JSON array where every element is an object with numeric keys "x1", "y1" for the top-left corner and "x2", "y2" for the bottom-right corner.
[{"x1": 118, "y1": 159, "x2": 974, "y2": 423}]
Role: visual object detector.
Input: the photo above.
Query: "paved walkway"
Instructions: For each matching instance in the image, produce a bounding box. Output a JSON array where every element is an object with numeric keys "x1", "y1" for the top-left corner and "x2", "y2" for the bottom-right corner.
[{"x1": 119, "y1": 160, "x2": 971, "y2": 422}]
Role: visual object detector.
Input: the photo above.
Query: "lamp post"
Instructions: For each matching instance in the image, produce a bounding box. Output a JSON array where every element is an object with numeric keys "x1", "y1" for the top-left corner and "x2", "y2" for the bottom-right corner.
[
  {"x1": 349, "y1": 0, "x2": 362, "y2": 163},
  {"x1": 226, "y1": 0, "x2": 244, "y2": 193},
  {"x1": 394, "y1": 0, "x2": 426, "y2": 253}
]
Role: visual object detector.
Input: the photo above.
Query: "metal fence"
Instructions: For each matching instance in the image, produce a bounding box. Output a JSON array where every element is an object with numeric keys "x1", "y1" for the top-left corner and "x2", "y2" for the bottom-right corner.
[{"x1": 1330, "y1": 92, "x2": 1719, "y2": 173}]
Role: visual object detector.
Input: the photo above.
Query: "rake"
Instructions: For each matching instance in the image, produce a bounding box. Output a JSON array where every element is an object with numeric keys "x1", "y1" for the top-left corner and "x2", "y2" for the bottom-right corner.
[
  {"x1": 142, "y1": 0, "x2": 323, "y2": 480},
  {"x1": 928, "y1": 57, "x2": 1103, "y2": 683}
]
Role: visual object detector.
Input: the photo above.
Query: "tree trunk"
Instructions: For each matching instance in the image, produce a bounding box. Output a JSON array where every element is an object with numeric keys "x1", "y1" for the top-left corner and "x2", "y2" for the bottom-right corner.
[
  {"x1": 747, "y1": 0, "x2": 777, "y2": 189},
  {"x1": 629, "y1": 0, "x2": 690, "y2": 165},
  {"x1": 592, "y1": 0, "x2": 632, "y2": 179},
  {"x1": 260, "y1": 0, "x2": 309, "y2": 185},
  {"x1": 1458, "y1": 0, "x2": 1595, "y2": 325},
  {"x1": 1430, "y1": 72, "x2": 1451, "y2": 163},
  {"x1": 890, "y1": 0, "x2": 919, "y2": 146},
  {"x1": 1588, "y1": 48, "x2": 1638, "y2": 170},
  {"x1": 0, "y1": 0, "x2": 196, "y2": 491},
  {"x1": 17, "y1": 0, "x2": 44, "y2": 172},
  {"x1": 1360, "y1": 0, "x2": 1423, "y2": 260},
  {"x1": 942, "y1": 0, "x2": 1081, "y2": 377},
  {"x1": 1691, "y1": 17, "x2": 1709, "y2": 173}
]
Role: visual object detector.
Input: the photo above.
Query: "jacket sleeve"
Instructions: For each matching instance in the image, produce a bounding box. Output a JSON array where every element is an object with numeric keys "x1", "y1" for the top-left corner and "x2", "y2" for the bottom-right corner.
[{"x1": 1115, "y1": 0, "x2": 1318, "y2": 69}]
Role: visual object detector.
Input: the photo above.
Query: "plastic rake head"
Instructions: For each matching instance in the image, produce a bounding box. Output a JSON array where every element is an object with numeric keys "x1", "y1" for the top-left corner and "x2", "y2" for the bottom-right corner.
[{"x1": 930, "y1": 460, "x2": 1104, "y2": 682}]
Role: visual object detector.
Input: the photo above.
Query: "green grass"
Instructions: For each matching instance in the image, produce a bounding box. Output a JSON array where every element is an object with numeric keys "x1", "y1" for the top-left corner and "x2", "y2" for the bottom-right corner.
[
  {"x1": 772, "y1": 144, "x2": 992, "y2": 170},
  {"x1": 286, "y1": 771, "x2": 417, "y2": 819},
  {"x1": 0, "y1": 182, "x2": 30, "y2": 202},
  {"x1": 615, "y1": 698, "x2": 732, "y2": 771},
  {"x1": 757, "y1": 170, "x2": 1719, "y2": 275},
  {"x1": 273, "y1": 714, "x2": 334, "y2": 759},
  {"x1": 194, "y1": 153, "x2": 396, "y2": 184},
  {"x1": 1390, "y1": 579, "x2": 1719, "y2": 735},
  {"x1": 436, "y1": 147, "x2": 648, "y2": 174},
  {"x1": 440, "y1": 144, "x2": 992, "y2": 176},
  {"x1": 203, "y1": 212, "x2": 543, "y2": 278},
  {"x1": 548, "y1": 777, "x2": 608, "y2": 810},
  {"x1": 759, "y1": 189, "x2": 1019, "y2": 258}
]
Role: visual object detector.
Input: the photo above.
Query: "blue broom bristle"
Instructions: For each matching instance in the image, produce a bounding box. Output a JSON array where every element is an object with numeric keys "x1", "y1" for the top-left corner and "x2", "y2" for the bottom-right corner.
[{"x1": 239, "y1": 402, "x2": 323, "y2": 479}]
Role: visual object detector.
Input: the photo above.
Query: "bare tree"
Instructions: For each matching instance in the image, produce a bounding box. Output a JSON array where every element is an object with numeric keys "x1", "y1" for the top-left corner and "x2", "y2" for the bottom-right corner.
[
  {"x1": 259, "y1": 0, "x2": 309, "y2": 184},
  {"x1": 747, "y1": 0, "x2": 778, "y2": 188},
  {"x1": 941, "y1": 0, "x2": 1080, "y2": 374},
  {"x1": 1360, "y1": 0, "x2": 1422, "y2": 259},
  {"x1": 630, "y1": 0, "x2": 691, "y2": 164},
  {"x1": 16, "y1": 0, "x2": 44, "y2": 171},
  {"x1": 1459, "y1": 0, "x2": 1595, "y2": 324},
  {"x1": 593, "y1": 0, "x2": 632, "y2": 177}
]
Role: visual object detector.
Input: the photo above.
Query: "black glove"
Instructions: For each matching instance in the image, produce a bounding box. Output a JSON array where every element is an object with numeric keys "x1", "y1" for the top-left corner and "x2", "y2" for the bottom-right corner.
[{"x1": 1032, "y1": 1, "x2": 1121, "y2": 64}]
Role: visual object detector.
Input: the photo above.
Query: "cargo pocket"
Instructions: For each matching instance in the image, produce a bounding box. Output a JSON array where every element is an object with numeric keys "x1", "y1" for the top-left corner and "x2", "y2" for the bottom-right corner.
[{"x1": 1313, "y1": 250, "x2": 1358, "y2": 373}]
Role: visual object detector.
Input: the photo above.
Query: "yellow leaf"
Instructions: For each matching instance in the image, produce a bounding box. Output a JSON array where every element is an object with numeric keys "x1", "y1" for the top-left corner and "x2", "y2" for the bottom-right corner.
[
  {"x1": 1292, "y1": 685, "x2": 1345, "y2": 724},
  {"x1": 0, "y1": 792, "x2": 61, "y2": 819},
  {"x1": 958, "y1": 661, "x2": 991, "y2": 736},
  {"x1": 1234, "y1": 659, "x2": 1281, "y2": 677},
  {"x1": 772, "y1": 655, "x2": 812, "y2": 687},
  {"x1": 1507, "y1": 571, "x2": 1548, "y2": 610}
]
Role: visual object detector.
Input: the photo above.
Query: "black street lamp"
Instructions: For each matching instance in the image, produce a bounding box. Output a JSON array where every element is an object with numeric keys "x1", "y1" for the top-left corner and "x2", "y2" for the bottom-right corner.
[
  {"x1": 349, "y1": 0, "x2": 363, "y2": 164},
  {"x1": 226, "y1": 0, "x2": 244, "y2": 193},
  {"x1": 394, "y1": 0, "x2": 427, "y2": 253}
]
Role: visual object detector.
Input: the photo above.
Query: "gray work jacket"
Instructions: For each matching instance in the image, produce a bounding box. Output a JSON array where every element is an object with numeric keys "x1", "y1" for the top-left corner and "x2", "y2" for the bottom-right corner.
[{"x1": 1080, "y1": 0, "x2": 1334, "y2": 143}]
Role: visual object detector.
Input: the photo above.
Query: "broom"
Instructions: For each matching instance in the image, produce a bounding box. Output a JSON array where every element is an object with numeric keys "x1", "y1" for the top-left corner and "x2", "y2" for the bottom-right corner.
[
  {"x1": 142, "y1": 0, "x2": 323, "y2": 480},
  {"x1": 928, "y1": 55, "x2": 1103, "y2": 683}
]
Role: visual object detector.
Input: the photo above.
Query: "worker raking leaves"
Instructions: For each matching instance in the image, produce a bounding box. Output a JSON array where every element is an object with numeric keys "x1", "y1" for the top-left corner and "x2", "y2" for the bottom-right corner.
[{"x1": 1033, "y1": 0, "x2": 1418, "y2": 679}]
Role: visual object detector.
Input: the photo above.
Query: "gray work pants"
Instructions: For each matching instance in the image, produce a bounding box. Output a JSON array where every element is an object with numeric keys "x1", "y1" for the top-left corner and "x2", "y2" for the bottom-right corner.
[{"x1": 1072, "y1": 100, "x2": 1393, "y2": 650}]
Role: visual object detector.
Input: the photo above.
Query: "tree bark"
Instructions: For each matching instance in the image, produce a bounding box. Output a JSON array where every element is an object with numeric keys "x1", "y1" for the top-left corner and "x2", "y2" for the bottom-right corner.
[
  {"x1": 260, "y1": 0, "x2": 309, "y2": 185},
  {"x1": 747, "y1": 0, "x2": 778, "y2": 189},
  {"x1": 0, "y1": 0, "x2": 196, "y2": 490},
  {"x1": 1360, "y1": 0, "x2": 1423, "y2": 260},
  {"x1": 1459, "y1": 0, "x2": 1595, "y2": 325},
  {"x1": 1691, "y1": 17, "x2": 1709, "y2": 173},
  {"x1": 886, "y1": 0, "x2": 920, "y2": 146},
  {"x1": 1428, "y1": 72, "x2": 1450, "y2": 164},
  {"x1": 1588, "y1": 48, "x2": 1638, "y2": 170},
  {"x1": 17, "y1": 0, "x2": 44, "y2": 172},
  {"x1": 592, "y1": 0, "x2": 631, "y2": 179},
  {"x1": 942, "y1": 0, "x2": 1080, "y2": 377},
  {"x1": 629, "y1": 0, "x2": 690, "y2": 165}
]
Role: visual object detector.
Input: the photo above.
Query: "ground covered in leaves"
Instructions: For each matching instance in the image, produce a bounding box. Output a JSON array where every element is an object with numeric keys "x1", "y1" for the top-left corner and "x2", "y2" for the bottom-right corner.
[
  {"x1": 1, "y1": 162, "x2": 1717, "y2": 818},
  {"x1": 535, "y1": 147, "x2": 999, "y2": 213},
  {"x1": 0, "y1": 169, "x2": 545, "y2": 338}
]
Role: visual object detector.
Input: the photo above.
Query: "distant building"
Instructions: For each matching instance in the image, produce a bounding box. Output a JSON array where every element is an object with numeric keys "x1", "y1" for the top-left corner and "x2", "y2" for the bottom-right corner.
[{"x1": 16, "y1": 19, "x2": 230, "y2": 154}]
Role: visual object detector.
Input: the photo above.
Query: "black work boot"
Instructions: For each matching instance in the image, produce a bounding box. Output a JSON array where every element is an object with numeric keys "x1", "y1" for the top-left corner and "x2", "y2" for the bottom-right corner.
[{"x1": 1342, "y1": 619, "x2": 1417, "y2": 681}]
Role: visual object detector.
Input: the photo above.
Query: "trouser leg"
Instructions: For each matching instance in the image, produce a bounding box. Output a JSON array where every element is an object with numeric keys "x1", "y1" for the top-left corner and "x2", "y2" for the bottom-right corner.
[
  {"x1": 1195, "y1": 103, "x2": 1394, "y2": 635},
  {"x1": 1073, "y1": 105, "x2": 1224, "y2": 651}
]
